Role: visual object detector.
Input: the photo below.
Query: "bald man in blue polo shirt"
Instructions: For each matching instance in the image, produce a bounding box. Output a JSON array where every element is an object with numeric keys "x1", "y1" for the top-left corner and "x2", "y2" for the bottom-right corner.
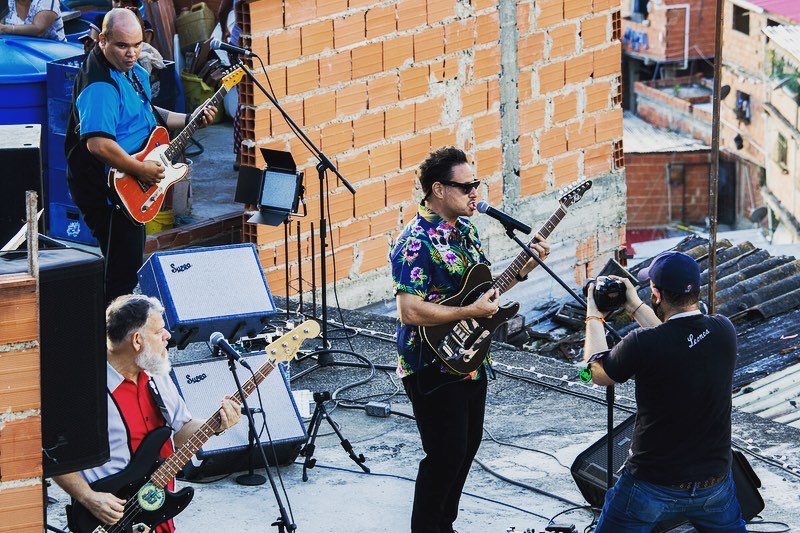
[{"x1": 65, "y1": 8, "x2": 215, "y2": 302}]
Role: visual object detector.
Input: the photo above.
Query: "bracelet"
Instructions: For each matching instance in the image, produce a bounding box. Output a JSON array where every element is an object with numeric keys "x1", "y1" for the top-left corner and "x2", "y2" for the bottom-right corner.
[
  {"x1": 515, "y1": 272, "x2": 528, "y2": 282},
  {"x1": 631, "y1": 301, "x2": 645, "y2": 315},
  {"x1": 585, "y1": 316, "x2": 605, "y2": 324}
]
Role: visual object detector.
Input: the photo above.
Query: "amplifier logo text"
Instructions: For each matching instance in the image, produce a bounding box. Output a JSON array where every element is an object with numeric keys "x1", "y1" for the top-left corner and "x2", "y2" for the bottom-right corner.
[
  {"x1": 186, "y1": 373, "x2": 207, "y2": 384},
  {"x1": 171, "y1": 262, "x2": 192, "y2": 273}
]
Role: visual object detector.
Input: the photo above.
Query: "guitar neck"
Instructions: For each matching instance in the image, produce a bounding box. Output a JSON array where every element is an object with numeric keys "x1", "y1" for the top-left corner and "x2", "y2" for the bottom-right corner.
[
  {"x1": 147, "y1": 357, "x2": 278, "y2": 488},
  {"x1": 163, "y1": 86, "x2": 229, "y2": 161},
  {"x1": 491, "y1": 205, "x2": 567, "y2": 295}
]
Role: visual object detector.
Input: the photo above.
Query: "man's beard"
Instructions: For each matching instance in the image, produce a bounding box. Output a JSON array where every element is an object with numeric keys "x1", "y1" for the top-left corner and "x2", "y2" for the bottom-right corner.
[
  {"x1": 651, "y1": 293, "x2": 665, "y2": 321},
  {"x1": 136, "y1": 338, "x2": 171, "y2": 376}
]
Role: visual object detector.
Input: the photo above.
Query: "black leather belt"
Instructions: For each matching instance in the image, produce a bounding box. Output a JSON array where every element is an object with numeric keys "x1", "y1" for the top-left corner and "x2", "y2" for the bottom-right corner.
[{"x1": 665, "y1": 473, "x2": 726, "y2": 491}]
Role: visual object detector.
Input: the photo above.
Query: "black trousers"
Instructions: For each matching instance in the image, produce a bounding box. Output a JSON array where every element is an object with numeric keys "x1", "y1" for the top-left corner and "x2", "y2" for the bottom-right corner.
[
  {"x1": 403, "y1": 367, "x2": 487, "y2": 533},
  {"x1": 81, "y1": 203, "x2": 145, "y2": 303}
]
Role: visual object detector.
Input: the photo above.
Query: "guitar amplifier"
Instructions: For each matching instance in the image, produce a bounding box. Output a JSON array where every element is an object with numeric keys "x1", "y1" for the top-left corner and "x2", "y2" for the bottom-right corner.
[
  {"x1": 571, "y1": 414, "x2": 765, "y2": 531},
  {"x1": 138, "y1": 244, "x2": 276, "y2": 348},
  {"x1": 171, "y1": 354, "x2": 307, "y2": 479}
]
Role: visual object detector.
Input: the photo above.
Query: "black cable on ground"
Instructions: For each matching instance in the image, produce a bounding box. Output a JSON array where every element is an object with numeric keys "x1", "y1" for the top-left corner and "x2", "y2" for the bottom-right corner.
[
  {"x1": 294, "y1": 460, "x2": 553, "y2": 522},
  {"x1": 473, "y1": 457, "x2": 583, "y2": 508},
  {"x1": 483, "y1": 427, "x2": 570, "y2": 470},
  {"x1": 745, "y1": 517, "x2": 791, "y2": 533}
]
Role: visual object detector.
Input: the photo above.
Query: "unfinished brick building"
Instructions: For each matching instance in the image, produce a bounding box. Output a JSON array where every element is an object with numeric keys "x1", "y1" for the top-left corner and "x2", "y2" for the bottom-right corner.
[{"x1": 233, "y1": 0, "x2": 627, "y2": 305}]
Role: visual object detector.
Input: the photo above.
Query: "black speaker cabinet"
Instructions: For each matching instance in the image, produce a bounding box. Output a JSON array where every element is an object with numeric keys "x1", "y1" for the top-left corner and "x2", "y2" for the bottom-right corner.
[
  {"x1": 0, "y1": 125, "x2": 44, "y2": 246},
  {"x1": 0, "y1": 242, "x2": 108, "y2": 477},
  {"x1": 171, "y1": 357, "x2": 306, "y2": 480},
  {"x1": 571, "y1": 414, "x2": 765, "y2": 531}
]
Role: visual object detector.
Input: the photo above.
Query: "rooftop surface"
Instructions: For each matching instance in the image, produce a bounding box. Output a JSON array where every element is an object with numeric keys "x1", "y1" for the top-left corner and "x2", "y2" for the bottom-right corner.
[
  {"x1": 736, "y1": 0, "x2": 800, "y2": 23},
  {"x1": 622, "y1": 112, "x2": 710, "y2": 154},
  {"x1": 45, "y1": 304, "x2": 800, "y2": 533}
]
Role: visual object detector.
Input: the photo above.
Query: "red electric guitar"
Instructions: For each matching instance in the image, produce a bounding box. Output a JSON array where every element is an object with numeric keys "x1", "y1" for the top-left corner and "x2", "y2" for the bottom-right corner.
[{"x1": 110, "y1": 66, "x2": 245, "y2": 224}]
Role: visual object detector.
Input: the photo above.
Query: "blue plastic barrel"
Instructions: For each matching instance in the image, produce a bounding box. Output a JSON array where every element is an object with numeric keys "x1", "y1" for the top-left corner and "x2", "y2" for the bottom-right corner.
[{"x1": 0, "y1": 35, "x2": 82, "y2": 126}]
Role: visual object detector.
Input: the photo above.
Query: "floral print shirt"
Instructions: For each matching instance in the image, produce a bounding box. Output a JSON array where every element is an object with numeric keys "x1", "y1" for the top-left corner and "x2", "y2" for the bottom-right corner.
[{"x1": 390, "y1": 204, "x2": 491, "y2": 379}]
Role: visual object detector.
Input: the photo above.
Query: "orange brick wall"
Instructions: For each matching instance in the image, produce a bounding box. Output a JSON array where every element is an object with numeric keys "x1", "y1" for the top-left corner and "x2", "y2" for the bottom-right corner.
[
  {"x1": 626, "y1": 151, "x2": 712, "y2": 228},
  {"x1": 236, "y1": 0, "x2": 624, "y2": 298},
  {"x1": 0, "y1": 274, "x2": 43, "y2": 533}
]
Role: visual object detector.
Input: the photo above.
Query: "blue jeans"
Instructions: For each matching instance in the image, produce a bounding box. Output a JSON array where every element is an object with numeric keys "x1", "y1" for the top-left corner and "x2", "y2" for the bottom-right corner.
[{"x1": 596, "y1": 469, "x2": 747, "y2": 532}]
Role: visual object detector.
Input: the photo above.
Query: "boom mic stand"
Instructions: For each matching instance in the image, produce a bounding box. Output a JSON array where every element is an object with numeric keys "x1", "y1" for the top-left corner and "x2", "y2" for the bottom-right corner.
[
  {"x1": 237, "y1": 61, "x2": 356, "y2": 366},
  {"x1": 501, "y1": 225, "x2": 623, "y2": 491},
  {"x1": 223, "y1": 347, "x2": 296, "y2": 531}
]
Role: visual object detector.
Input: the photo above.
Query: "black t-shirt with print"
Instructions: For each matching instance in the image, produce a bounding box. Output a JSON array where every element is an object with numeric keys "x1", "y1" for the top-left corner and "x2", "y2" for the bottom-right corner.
[{"x1": 603, "y1": 313, "x2": 737, "y2": 485}]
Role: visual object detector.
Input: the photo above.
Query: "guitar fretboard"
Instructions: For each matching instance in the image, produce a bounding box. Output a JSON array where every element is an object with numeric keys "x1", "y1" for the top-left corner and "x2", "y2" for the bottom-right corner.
[
  {"x1": 491, "y1": 205, "x2": 567, "y2": 296},
  {"x1": 148, "y1": 357, "x2": 277, "y2": 488},
  {"x1": 163, "y1": 87, "x2": 229, "y2": 162}
]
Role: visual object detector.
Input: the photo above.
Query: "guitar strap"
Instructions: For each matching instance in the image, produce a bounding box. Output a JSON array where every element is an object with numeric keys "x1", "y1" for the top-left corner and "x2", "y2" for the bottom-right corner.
[
  {"x1": 124, "y1": 69, "x2": 171, "y2": 133},
  {"x1": 147, "y1": 377, "x2": 175, "y2": 431}
]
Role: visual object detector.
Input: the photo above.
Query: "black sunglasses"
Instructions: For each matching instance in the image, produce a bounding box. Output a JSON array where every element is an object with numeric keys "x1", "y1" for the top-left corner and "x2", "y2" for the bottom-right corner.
[{"x1": 439, "y1": 179, "x2": 481, "y2": 194}]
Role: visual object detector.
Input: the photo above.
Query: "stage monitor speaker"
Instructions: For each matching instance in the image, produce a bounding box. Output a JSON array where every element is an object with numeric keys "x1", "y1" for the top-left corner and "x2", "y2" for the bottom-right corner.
[
  {"x1": 0, "y1": 124, "x2": 44, "y2": 247},
  {"x1": 171, "y1": 354, "x2": 307, "y2": 479},
  {"x1": 138, "y1": 244, "x2": 276, "y2": 348},
  {"x1": 571, "y1": 414, "x2": 765, "y2": 531},
  {"x1": 0, "y1": 243, "x2": 108, "y2": 477}
]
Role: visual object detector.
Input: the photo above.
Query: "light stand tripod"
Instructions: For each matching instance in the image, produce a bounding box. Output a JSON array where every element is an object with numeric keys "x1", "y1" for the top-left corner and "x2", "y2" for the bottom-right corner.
[
  {"x1": 299, "y1": 391, "x2": 370, "y2": 482},
  {"x1": 237, "y1": 61, "x2": 356, "y2": 365},
  {"x1": 501, "y1": 225, "x2": 623, "y2": 492}
]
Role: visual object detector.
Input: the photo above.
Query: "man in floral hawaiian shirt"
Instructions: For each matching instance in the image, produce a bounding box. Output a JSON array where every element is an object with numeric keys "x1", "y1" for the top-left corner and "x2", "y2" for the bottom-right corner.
[{"x1": 390, "y1": 147, "x2": 550, "y2": 533}]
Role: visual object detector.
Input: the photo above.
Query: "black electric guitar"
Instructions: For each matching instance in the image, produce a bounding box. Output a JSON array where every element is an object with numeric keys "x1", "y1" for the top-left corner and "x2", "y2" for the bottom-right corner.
[
  {"x1": 420, "y1": 181, "x2": 592, "y2": 375},
  {"x1": 66, "y1": 321, "x2": 320, "y2": 533}
]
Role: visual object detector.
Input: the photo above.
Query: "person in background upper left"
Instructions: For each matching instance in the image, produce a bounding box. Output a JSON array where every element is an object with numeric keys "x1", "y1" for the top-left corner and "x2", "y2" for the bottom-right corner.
[{"x1": 0, "y1": 0, "x2": 65, "y2": 40}]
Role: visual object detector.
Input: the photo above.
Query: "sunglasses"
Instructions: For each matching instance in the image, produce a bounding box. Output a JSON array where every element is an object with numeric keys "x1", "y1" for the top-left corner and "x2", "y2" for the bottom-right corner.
[{"x1": 439, "y1": 179, "x2": 481, "y2": 194}]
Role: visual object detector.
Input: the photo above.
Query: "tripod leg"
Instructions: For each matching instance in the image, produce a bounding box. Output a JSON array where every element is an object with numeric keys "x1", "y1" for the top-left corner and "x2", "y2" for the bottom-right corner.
[
  {"x1": 300, "y1": 404, "x2": 325, "y2": 482},
  {"x1": 318, "y1": 405, "x2": 370, "y2": 473}
]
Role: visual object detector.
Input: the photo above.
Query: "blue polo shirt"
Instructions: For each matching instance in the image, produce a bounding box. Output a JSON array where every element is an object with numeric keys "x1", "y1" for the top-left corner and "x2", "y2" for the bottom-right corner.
[{"x1": 76, "y1": 62, "x2": 157, "y2": 155}]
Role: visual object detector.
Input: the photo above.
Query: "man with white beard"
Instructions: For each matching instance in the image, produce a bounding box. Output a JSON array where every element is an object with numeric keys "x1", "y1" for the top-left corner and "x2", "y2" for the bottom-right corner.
[{"x1": 53, "y1": 295, "x2": 241, "y2": 532}]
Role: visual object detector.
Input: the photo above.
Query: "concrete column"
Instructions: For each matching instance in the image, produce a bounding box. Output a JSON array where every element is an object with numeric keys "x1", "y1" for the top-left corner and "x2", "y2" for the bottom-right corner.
[{"x1": 499, "y1": 0, "x2": 520, "y2": 205}]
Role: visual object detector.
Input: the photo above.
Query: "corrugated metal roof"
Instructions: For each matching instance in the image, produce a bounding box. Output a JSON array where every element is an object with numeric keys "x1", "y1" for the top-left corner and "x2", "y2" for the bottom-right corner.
[
  {"x1": 733, "y1": 361, "x2": 800, "y2": 428},
  {"x1": 623, "y1": 112, "x2": 710, "y2": 154},
  {"x1": 738, "y1": 0, "x2": 800, "y2": 23},
  {"x1": 763, "y1": 25, "x2": 800, "y2": 64},
  {"x1": 527, "y1": 233, "x2": 800, "y2": 427}
]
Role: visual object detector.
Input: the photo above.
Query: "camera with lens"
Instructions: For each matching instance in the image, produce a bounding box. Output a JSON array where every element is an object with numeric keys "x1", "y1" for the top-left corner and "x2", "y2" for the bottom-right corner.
[{"x1": 584, "y1": 276, "x2": 627, "y2": 313}]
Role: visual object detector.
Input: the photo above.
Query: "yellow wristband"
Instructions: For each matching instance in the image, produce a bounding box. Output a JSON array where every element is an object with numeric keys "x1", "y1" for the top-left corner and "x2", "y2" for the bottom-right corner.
[{"x1": 585, "y1": 316, "x2": 605, "y2": 324}]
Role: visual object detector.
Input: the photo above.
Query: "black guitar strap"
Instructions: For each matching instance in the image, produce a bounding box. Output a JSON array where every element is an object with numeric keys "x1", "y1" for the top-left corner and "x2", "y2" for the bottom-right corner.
[
  {"x1": 124, "y1": 69, "x2": 171, "y2": 132},
  {"x1": 147, "y1": 377, "x2": 175, "y2": 431}
]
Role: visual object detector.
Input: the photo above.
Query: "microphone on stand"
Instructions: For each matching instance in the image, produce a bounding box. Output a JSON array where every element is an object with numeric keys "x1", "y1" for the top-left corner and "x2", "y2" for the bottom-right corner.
[
  {"x1": 476, "y1": 201, "x2": 532, "y2": 235},
  {"x1": 210, "y1": 332, "x2": 252, "y2": 370},
  {"x1": 209, "y1": 38, "x2": 255, "y2": 58}
]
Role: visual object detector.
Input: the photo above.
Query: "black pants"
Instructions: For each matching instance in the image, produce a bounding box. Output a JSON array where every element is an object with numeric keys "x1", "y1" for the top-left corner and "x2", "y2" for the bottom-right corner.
[
  {"x1": 81, "y1": 203, "x2": 145, "y2": 303},
  {"x1": 403, "y1": 367, "x2": 487, "y2": 533}
]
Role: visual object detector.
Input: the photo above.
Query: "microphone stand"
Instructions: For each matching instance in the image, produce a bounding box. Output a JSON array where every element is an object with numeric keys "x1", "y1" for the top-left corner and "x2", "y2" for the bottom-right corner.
[
  {"x1": 223, "y1": 348, "x2": 296, "y2": 532},
  {"x1": 501, "y1": 225, "x2": 622, "y2": 491},
  {"x1": 237, "y1": 60, "x2": 356, "y2": 367}
]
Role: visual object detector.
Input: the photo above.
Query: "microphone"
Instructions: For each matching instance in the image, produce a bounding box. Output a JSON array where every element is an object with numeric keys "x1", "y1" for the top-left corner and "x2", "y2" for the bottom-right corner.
[
  {"x1": 209, "y1": 38, "x2": 254, "y2": 58},
  {"x1": 476, "y1": 201, "x2": 532, "y2": 235},
  {"x1": 210, "y1": 332, "x2": 252, "y2": 370}
]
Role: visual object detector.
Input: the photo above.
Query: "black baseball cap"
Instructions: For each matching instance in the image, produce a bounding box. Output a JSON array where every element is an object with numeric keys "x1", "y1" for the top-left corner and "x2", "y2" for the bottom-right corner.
[{"x1": 637, "y1": 251, "x2": 701, "y2": 294}]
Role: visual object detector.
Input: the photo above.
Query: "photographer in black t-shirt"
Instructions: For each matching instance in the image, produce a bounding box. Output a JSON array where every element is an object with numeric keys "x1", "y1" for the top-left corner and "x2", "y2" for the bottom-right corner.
[{"x1": 583, "y1": 251, "x2": 746, "y2": 532}]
